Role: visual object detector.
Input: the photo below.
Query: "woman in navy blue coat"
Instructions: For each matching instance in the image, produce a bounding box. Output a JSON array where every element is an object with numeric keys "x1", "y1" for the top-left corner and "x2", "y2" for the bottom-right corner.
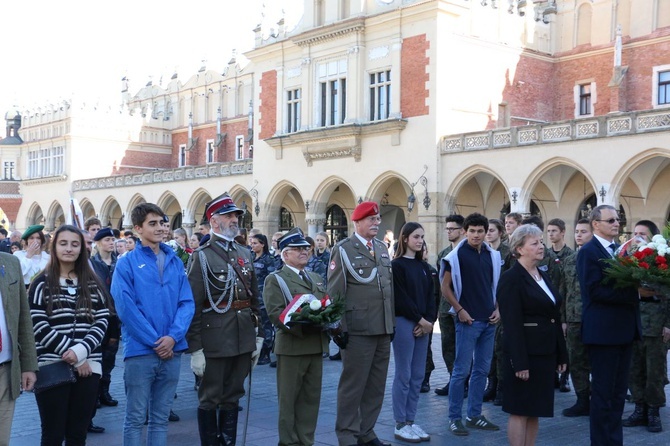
[{"x1": 497, "y1": 224, "x2": 568, "y2": 446}]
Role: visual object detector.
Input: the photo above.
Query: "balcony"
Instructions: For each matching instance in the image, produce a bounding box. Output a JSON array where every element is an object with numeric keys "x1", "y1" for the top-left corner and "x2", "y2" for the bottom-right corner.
[
  {"x1": 72, "y1": 160, "x2": 253, "y2": 192},
  {"x1": 439, "y1": 109, "x2": 670, "y2": 153}
]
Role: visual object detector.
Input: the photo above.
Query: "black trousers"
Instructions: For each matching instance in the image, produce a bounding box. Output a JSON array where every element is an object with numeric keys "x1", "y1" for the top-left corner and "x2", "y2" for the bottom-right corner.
[
  {"x1": 35, "y1": 374, "x2": 100, "y2": 446},
  {"x1": 587, "y1": 344, "x2": 632, "y2": 446}
]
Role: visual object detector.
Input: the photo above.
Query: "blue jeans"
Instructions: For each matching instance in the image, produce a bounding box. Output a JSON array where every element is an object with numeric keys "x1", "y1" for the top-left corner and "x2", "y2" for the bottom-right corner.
[
  {"x1": 392, "y1": 317, "x2": 429, "y2": 422},
  {"x1": 448, "y1": 321, "x2": 495, "y2": 420},
  {"x1": 123, "y1": 353, "x2": 181, "y2": 446}
]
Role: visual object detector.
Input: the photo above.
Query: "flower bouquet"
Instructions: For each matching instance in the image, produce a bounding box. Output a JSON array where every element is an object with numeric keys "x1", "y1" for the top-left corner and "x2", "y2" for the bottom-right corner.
[
  {"x1": 279, "y1": 293, "x2": 344, "y2": 330},
  {"x1": 604, "y1": 233, "x2": 670, "y2": 296}
]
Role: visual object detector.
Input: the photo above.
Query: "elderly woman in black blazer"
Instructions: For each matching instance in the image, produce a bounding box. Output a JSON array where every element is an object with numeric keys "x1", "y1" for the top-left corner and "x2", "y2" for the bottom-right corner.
[{"x1": 497, "y1": 224, "x2": 568, "y2": 446}]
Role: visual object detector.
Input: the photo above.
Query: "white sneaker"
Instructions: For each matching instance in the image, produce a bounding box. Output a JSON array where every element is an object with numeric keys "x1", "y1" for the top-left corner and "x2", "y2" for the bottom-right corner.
[
  {"x1": 410, "y1": 424, "x2": 430, "y2": 441},
  {"x1": 394, "y1": 424, "x2": 421, "y2": 443}
]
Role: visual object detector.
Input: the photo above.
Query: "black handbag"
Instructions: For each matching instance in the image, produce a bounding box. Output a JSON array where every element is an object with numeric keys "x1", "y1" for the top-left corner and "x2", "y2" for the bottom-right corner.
[{"x1": 34, "y1": 361, "x2": 77, "y2": 394}]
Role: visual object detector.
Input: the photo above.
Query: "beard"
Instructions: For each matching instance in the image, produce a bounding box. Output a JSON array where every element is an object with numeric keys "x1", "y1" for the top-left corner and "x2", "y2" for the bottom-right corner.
[{"x1": 221, "y1": 225, "x2": 238, "y2": 240}]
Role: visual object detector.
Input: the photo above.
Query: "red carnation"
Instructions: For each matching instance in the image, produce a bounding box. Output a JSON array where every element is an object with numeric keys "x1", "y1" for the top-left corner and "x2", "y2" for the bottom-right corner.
[
  {"x1": 639, "y1": 262, "x2": 650, "y2": 269},
  {"x1": 633, "y1": 251, "x2": 646, "y2": 260},
  {"x1": 656, "y1": 255, "x2": 667, "y2": 265},
  {"x1": 660, "y1": 264, "x2": 669, "y2": 270},
  {"x1": 642, "y1": 247, "x2": 655, "y2": 256}
]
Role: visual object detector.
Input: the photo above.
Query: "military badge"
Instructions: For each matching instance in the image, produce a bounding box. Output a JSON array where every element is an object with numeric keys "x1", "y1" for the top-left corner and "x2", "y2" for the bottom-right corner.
[
  {"x1": 329, "y1": 261, "x2": 336, "y2": 270},
  {"x1": 238, "y1": 257, "x2": 245, "y2": 266}
]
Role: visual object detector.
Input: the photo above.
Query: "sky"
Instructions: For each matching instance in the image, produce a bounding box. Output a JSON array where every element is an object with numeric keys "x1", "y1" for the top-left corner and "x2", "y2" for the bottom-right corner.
[{"x1": 0, "y1": 0, "x2": 303, "y2": 117}]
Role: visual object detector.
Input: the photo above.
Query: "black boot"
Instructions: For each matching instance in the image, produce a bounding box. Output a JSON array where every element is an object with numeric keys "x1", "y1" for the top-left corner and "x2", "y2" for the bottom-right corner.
[
  {"x1": 99, "y1": 380, "x2": 119, "y2": 406},
  {"x1": 559, "y1": 371, "x2": 571, "y2": 393},
  {"x1": 623, "y1": 403, "x2": 648, "y2": 427},
  {"x1": 420, "y1": 376, "x2": 430, "y2": 393},
  {"x1": 198, "y1": 408, "x2": 220, "y2": 446},
  {"x1": 219, "y1": 408, "x2": 238, "y2": 446},
  {"x1": 648, "y1": 406, "x2": 663, "y2": 433},
  {"x1": 434, "y1": 381, "x2": 450, "y2": 396},
  {"x1": 562, "y1": 391, "x2": 590, "y2": 417},
  {"x1": 257, "y1": 346, "x2": 271, "y2": 365},
  {"x1": 483, "y1": 376, "x2": 497, "y2": 402},
  {"x1": 493, "y1": 383, "x2": 503, "y2": 406}
]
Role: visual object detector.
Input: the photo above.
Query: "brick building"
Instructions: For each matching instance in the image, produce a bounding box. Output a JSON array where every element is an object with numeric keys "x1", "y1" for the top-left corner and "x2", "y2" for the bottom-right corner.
[{"x1": 2, "y1": 0, "x2": 669, "y2": 255}]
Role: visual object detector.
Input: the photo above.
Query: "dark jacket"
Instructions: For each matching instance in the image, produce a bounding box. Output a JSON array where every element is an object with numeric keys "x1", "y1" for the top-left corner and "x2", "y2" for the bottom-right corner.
[{"x1": 497, "y1": 262, "x2": 568, "y2": 372}]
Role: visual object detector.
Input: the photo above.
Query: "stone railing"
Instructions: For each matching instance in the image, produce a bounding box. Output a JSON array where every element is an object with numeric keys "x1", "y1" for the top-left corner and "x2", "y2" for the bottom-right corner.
[
  {"x1": 439, "y1": 109, "x2": 670, "y2": 153},
  {"x1": 72, "y1": 159, "x2": 253, "y2": 192}
]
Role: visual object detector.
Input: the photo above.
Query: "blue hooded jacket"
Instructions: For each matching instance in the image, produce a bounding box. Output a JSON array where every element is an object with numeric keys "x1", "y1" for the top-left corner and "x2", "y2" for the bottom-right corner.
[{"x1": 112, "y1": 241, "x2": 195, "y2": 359}]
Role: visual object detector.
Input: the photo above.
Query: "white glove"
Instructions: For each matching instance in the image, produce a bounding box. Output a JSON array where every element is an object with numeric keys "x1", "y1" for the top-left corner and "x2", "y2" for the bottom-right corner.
[
  {"x1": 190, "y1": 349, "x2": 206, "y2": 377},
  {"x1": 251, "y1": 337, "x2": 264, "y2": 368}
]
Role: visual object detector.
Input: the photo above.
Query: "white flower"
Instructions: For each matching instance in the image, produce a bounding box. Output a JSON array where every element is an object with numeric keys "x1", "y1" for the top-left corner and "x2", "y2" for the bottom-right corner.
[
  {"x1": 324, "y1": 299, "x2": 332, "y2": 307},
  {"x1": 652, "y1": 234, "x2": 666, "y2": 244},
  {"x1": 659, "y1": 247, "x2": 668, "y2": 256},
  {"x1": 645, "y1": 243, "x2": 658, "y2": 251},
  {"x1": 309, "y1": 300, "x2": 322, "y2": 311}
]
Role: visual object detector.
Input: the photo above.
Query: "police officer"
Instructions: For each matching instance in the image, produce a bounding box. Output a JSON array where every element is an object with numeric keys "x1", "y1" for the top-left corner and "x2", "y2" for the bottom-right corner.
[
  {"x1": 263, "y1": 228, "x2": 329, "y2": 446},
  {"x1": 328, "y1": 201, "x2": 394, "y2": 446},
  {"x1": 187, "y1": 193, "x2": 260, "y2": 446}
]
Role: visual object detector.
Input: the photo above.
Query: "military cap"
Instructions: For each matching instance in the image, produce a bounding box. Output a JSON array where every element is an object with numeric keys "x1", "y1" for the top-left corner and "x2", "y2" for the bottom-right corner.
[
  {"x1": 204, "y1": 193, "x2": 244, "y2": 221},
  {"x1": 351, "y1": 201, "x2": 380, "y2": 222},
  {"x1": 278, "y1": 228, "x2": 311, "y2": 250},
  {"x1": 93, "y1": 227, "x2": 115, "y2": 241}
]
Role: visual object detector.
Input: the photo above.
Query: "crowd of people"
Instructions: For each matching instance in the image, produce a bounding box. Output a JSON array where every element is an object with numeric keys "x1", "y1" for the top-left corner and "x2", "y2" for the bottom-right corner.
[{"x1": 0, "y1": 196, "x2": 667, "y2": 446}]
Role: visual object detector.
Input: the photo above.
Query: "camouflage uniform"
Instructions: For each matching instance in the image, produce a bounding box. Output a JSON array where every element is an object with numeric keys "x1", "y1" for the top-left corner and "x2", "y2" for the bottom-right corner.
[
  {"x1": 306, "y1": 250, "x2": 330, "y2": 286},
  {"x1": 436, "y1": 245, "x2": 456, "y2": 375},
  {"x1": 558, "y1": 252, "x2": 591, "y2": 395},
  {"x1": 253, "y1": 252, "x2": 280, "y2": 351},
  {"x1": 552, "y1": 244, "x2": 574, "y2": 261},
  {"x1": 628, "y1": 297, "x2": 670, "y2": 408}
]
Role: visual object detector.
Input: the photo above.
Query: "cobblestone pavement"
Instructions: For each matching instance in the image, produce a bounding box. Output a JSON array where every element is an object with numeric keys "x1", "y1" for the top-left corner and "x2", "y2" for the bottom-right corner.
[{"x1": 10, "y1": 338, "x2": 670, "y2": 445}]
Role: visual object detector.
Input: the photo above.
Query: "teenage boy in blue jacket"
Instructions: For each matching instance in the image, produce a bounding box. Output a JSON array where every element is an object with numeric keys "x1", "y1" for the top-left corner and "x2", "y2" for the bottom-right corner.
[{"x1": 112, "y1": 203, "x2": 195, "y2": 446}]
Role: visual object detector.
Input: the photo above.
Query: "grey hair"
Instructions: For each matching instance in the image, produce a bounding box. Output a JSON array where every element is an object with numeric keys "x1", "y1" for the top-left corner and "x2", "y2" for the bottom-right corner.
[
  {"x1": 173, "y1": 227, "x2": 187, "y2": 238},
  {"x1": 509, "y1": 224, "x2": 544, "y2": 257},
  {"x1": 589, "y1": 205, "x2": 616, "y2": 224}
]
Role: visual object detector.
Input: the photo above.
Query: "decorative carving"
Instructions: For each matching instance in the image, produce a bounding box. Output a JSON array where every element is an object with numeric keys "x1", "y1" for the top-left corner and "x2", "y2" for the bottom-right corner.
[
  {"x1": 542, "y1": 125, "x2": 571, "y2": 141},
  {"x1": 637, "y1": 113, "x2": 670, "y2": 130},
  {"x1": 368, "y1": 46, "x2": 389, "y2": 60},
  {"x1": 608, "y1": 117, "x2": 631, "y2": 134},
  {"x1": 518, "y1": 129, "x2": 538, "y2": 144},
  {"x1": 493, "y1": 132, "x2": 512, "y2": 147},
  {"x1": 442, "y1": 137, "x2": 462, "y2": 151},
  {"x1": 465, "y1": 135, "x2": 489, "y2": 149},
  {"x1": 576, "y1": 122, "x2": 598, "y2": 137}
]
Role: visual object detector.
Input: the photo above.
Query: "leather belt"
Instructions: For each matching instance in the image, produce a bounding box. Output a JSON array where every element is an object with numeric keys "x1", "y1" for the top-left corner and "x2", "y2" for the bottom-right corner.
[{"x1": 212, "y1": 299, "x2": 251, "y2": 311}]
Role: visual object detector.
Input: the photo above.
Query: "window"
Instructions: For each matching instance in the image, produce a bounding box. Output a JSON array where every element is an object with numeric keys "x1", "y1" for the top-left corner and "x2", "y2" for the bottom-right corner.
[
  {"x1": 579, "y1": 84, "x2": 591, "y2": 115},
  {"x1": 206, "y1": 139, "x2": 215, "y2": 164},
  {"x1": 287, "y1": 88, "x2": 301, "y2": 133},
  {"x1": 235, "y1": 135, "x2": 244, "y2": 161},
  {"x1": 279, "y1": 207, "x2": 294, "y2": 231},
  {"x1": 179, "y1": 145, "x2": 186, "y2": 167},
  {"x1": 3, "y1": 162, "x2": 15, "y2": 180},
  {"x1": 369, "y1": 70, "x2": 391, "y2": 121},
  {"x1": 27, "y1": 146, "x2": 64, "y2": 179},
  {"x1": 325, "y1": 204, "x2": 348, "y2": 246},
  {"x1": 317, "y1": 60, "x2": 347, "y2": 127},
  {"x1": 574, "y1": 82, "x2": 595, "y2": 117},
  {"x1": 658, "y1": 71, "x2": 670, "y2": 105}
]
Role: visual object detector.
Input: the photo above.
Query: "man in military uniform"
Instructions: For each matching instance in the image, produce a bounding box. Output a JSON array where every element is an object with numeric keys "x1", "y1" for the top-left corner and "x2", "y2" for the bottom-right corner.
[
  {"x1": 623, "y1": 220, "x2": 670, "y2": 433},
  {"x1": 328, "y1": 201, "x2": 394, "y2": 446},
  {"x1": 263, "y1": 228, "x2": 329, "y2": 446},
  {"x1": 558, "y1": 218, "x2": 593, "y2": 417},
  {"x1": 187, "y1": 193, "x2": 261, "y2": 446},
  {"x1": 433, "y1": 215, "x2": 465, "y2": 396}
]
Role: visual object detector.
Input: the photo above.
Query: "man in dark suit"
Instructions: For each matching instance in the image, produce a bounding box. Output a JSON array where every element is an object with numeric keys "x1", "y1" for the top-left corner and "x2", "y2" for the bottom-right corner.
[
  {"x1": 577, "y1": 204, "x2": 642, "y2": 446},
  {"x1": 0, "y1": 252, "x2": 38, "y2": 446},
  {"x1": 263, "y1": 228, "x2": 329, "y2": 446},
  {"x1": 187, "y1": 193, "x2": 260, "y2": 446},
  {"x1": 328, "y1": 201, "x2": 394, "y2": 446}
]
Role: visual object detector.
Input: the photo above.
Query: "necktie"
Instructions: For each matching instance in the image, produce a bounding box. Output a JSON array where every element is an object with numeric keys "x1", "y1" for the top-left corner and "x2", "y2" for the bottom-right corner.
[
  {"x1": 608, "y1": 243, "x2": 617, "y2": 257},
  {"x1": 366, "y1": 241, "x2": 374, "y2": 257},
  {"x1": 300, "y1": 270, "x2": 312, "y2": 286}
]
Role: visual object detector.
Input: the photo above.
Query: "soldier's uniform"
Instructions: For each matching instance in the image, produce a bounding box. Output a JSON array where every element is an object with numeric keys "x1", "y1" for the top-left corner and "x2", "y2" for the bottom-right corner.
[
  {"x1": 263, "y1": 228, "x2": 329, "y2": 446},
  {"x1": 187, "y1": 194, "x2": 260, "y2": 446},
  {"x1": 329, "y1": 202, "x2": 394, "y2": 446},
  {"x1": 558, "y1": 251, "x2": 591, "y2": 416},
  {"x1": 253, "y1": 252, "x2": 279, "y2": 360},
  {"x1": 626, "y1": 295, "x2": 670, "y2": 431},
  {"x1": 552, "y1": 244, "x2": 574, "y2": 261}
]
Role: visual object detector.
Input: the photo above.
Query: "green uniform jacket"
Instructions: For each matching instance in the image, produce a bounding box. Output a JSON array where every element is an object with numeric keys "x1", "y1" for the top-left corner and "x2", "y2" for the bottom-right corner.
[
  {"x1": 327, "y1": 236, "x2": 394, "y2": 335},
  {"x1": 0, "y1": 252, "x2": 38, "y2": 400},
  {"x1": 263, "y1": 268, "x2": 329, "y2": 355},
  {"x1": 186, "y1": 234, "x2": 260, "y2": 357},
  {"x1": 559, "y1": 252, "x2": 582, "y2": 323}
]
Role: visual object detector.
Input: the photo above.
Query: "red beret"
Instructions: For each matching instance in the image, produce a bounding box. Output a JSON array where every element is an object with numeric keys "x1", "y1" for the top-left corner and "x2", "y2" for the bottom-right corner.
[{"x1": 351, "y1": 201, "x2": 380, "y2": 221}]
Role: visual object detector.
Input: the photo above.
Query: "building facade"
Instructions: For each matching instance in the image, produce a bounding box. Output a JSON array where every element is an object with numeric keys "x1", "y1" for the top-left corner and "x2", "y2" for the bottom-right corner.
[{"x1": 1, "y1": 0, "x2": 669, "y2": 259}]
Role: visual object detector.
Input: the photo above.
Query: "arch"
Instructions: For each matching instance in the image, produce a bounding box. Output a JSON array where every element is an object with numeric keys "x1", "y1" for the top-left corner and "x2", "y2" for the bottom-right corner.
[
  {"x1": 521, "y1": 157, "x2": 596, "y2": 209},
  {"x1": 311, "y1": 176, "x2": 356, "y2": 216},
  {"x1": 25, "y1": 202, "x2": 45, "y2": 227},
  {"x1": 610, "y1": 148, "x2": 670, "y2": 201},
  {"x1": 99, "y1": 196, "x2": 123, "y2": 228},
  {"x1": 186, "y1": 188, "x2": 213, "y2": 226},
  {"x1": 45, "y1": 200, "x2": 66, "y2": 230},
  {"x1": 443, "y1": 164, "x2": 510, "y2": 214},
  {"x1": 79, "y1": 198, "x2": 96, "y2": 219},
  {"x1": 156, "y1": 191, "x2": 180, "y2": 214}
]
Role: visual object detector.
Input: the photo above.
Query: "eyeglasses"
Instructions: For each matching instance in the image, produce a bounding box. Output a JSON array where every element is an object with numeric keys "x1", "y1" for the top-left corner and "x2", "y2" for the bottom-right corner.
[
  {"x1": 596, "y1": 218, "x2": 620, "y2": 224},
  {"x1": 366, "y1": 216, "x2": 382, "y2": 223},
  {"x1": 287, "y1": 246, "x2": 310, "y2": 252},
  {"x1": 445, "y1": 227, "x2": 462, "y2": 232}
]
